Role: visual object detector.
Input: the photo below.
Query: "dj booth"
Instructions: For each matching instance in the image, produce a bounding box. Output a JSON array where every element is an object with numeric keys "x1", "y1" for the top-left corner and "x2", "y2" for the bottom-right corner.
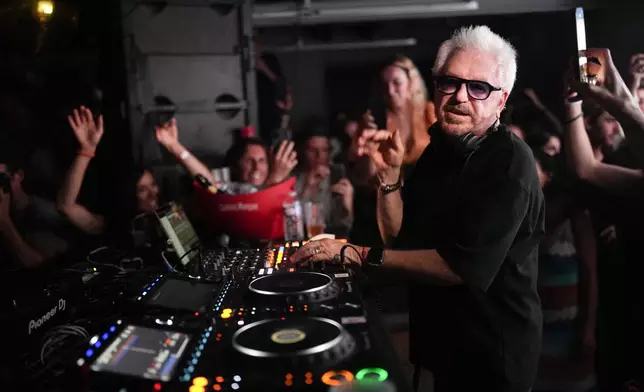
[{"x1": 5, "y1": 200, "x2": 414, "y2": 392}]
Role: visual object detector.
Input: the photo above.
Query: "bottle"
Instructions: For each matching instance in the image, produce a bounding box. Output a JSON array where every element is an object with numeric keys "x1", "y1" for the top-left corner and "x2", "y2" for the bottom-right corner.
[
  {"x1": 194, "y1": 174, "x2": 218, "y2": 194},
  {"x1": 283, "y1": 192, "x2": 305, "y2": 241}
]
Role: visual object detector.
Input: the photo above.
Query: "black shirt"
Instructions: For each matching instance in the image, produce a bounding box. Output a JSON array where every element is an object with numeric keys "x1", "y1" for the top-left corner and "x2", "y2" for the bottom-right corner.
[{"x1": 395, "y1": 124, "x2": 545, "y2": 392}]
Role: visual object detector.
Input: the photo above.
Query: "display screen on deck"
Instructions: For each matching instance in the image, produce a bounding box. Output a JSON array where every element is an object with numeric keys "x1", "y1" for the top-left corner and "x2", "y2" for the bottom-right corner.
[
  {"x1": 146, "y1": 277, "x2": 218, "y2": 312},
  {"x1": 157, "y1": 204, "x2": 200, "y2": 266},
  {"x1": 91, "y1": 325, "x2": 191, "y2": 381}
]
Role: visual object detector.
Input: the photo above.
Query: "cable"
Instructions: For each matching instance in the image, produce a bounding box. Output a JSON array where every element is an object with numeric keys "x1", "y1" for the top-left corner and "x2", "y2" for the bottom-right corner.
[
  {"x1": 86, "y1": 246, "x2": 127, "y2": 274},
  {"x1": 339, "y1": 244, "x2": 364, "y2": 267}
]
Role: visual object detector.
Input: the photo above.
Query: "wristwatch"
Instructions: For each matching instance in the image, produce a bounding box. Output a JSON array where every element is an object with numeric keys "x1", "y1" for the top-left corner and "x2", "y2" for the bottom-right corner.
[{"x1": 364, "y1": 247, "x2": 385, "y2": 269}]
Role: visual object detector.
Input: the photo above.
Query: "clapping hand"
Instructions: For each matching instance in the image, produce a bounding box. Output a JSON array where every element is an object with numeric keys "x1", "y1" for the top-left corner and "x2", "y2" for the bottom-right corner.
[{"x1": 68, "y1": 106, "x2": 104, "y2": 153}]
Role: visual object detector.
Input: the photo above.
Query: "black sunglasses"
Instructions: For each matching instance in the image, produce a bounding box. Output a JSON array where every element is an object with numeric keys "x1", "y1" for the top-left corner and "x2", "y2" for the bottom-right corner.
[{"x1": 434, "y1": 75, "x2": 502, "y2": 100}]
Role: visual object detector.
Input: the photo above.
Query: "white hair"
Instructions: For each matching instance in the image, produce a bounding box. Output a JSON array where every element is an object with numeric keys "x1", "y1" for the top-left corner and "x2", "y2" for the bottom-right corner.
[{"x1": 432, "y1": 25, "x2": 517, "y2": 93}]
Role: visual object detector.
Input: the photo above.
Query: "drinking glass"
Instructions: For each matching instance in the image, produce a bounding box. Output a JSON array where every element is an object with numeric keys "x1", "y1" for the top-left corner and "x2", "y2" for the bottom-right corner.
[{"x1": 304, "y1": 201, "x2": 325, "y2": 238}]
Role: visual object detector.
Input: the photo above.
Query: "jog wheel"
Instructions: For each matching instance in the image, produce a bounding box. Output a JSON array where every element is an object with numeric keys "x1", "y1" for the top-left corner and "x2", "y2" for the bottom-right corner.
[
  {"x1": 248, "y1": 272, "x2": 342, "y2": 304},
  {"x1": 232, "y1": 317, "x2": 356, "y2": 369}
]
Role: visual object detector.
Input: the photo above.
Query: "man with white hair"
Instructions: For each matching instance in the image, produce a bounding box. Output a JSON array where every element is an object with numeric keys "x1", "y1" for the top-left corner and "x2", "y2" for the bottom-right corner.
[{"x1": 291, "y1": 26, "x2": 544, "y2": 391}]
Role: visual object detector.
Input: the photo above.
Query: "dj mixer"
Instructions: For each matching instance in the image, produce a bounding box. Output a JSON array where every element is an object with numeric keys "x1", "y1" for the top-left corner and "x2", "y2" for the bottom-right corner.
[{"x1": 75, "y1": 242, "x2": 411, "y2": 392}]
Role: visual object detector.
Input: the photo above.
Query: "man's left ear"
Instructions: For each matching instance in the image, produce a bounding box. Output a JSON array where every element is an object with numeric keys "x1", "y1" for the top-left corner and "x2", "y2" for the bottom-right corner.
[{"x1": 497, "y1": 91, "x2": 510, "y2": 118}]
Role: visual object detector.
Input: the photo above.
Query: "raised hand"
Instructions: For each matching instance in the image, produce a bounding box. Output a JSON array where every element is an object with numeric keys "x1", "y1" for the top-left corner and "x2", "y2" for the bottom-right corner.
[
  {"x1": 330, "y1": 178, "x2": 354, "y2": 214},
  {"x1": 629, "y1": 53, "x2": 644, "y2": 90},
  {"x1": 276, "y1": 87, "x2": 293, "y2": 113},
  {"x1": 302, "y1": 165, "x2": 330, "y2": 199},
  {"x1": 266, "y1": 140, "x2": 297, "y2": 186},
  {"x1": 572, "y1": 49, "x2": 633, "y2": 103},
  {"x1": 0, "y1": 189, "x2": 12, "y2": 231},
  {"x1": 68, "y1": 106, "x2": 104, "y2": 153},
  {"x1": 357, "y1": 129, "x2": 404, "y2": 184},
  {"x1": 155, "y1": 118, "x2": 180, "y2": 149}
]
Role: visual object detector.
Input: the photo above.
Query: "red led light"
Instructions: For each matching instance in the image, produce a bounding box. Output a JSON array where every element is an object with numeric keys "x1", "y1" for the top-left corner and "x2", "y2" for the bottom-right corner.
[
  {"x1": 153, "y1": 383, "x2": 162, "y2": 391},
  {"x1": 194, "y1": 312, "x2": 200, "y2": 316}
]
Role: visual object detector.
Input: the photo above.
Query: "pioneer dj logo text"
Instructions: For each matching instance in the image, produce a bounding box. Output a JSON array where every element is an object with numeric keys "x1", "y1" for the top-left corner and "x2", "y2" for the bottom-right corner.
[
  {"x1": 28, "y1": 299, "x2": 66, "y2": 335},
  {"x1": 218, "y1": 202, "x2": 259, "y2": 212}
]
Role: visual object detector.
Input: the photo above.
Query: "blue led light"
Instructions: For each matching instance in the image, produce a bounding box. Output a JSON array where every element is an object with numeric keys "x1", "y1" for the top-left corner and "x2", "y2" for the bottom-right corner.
[
  {"x1": 109, "y1": 326, "x2": 116, "y2": 333},
  {"x1": 194, "y1": 351, "x2": 201, "y2": 358},
  {"x1": 192, "y1": 358, "x2": 198, "y2": 365},
  {"x1": 86, "y1": 349, "x2": 94, "y2": 357},
  {"x1": 188, "y1": 366, "x2": 195, "y2": 373},
  {"x1": 199, "y1": 345, "x2": 204, "y2": 350},
  {"x1": 102, "y1": 333, "x2": 109, "y2": 340},
  {"x1": 94, "y1": 341, "x2": 102, "y2": 348}
]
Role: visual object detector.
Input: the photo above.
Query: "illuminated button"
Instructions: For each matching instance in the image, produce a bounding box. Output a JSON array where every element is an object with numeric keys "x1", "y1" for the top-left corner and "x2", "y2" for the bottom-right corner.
[
  {"x1": 285, "y1": 380, "x2": 293, "y2": 387},
  {"x1": 233, "y1": 375, "x2": 241, "y2": 382},
  {"x1": 188, "y1": 386, "x2": 204, "y2": 392},
  {"x1": 231, "y1": 383, "x2": 240, "y2": 390},
  {"x1": 321, "y1": 370, "x2": 354, "y2": 386},
  {"x1": 305, "y1": 379, "x2": 313, "y2": 385},
  {"x1": 89, "y1": 336, "x2": 99, "y2": 345},
  {"x1": 289, "y1": 268, "x2": 295, "y2": 272},
  {"x1": 222, "y1": 308, "x2": 232, "y2": 314},
  {"x1": 102, "y1": 333, "x2": 109, "y2": 340},
  {"x1": 109, "y1": 326, "x2": 116, "y2": 332},
  {"x1": 94, "y1": 341, "x2": 102, "y2": 348},
  {"x1": 213, "y1": 385, "x2": 221, "y2": 391},
  {"x1": 355, "y1": 368, "x2": 388, "y2": 382},
  {"x1": 215, "y1": 376, "x2": 224, "y2": 383},
  {"x1": 85, "y1": 349, "x2": 94, "y2": 358},
  {"x1": 76, "y1": 358, "x2": 85, "y2": 366},
  {"x1": 221, "y1": 313, "x2": 231, "y2": 319},
  {"x1": 293, "y1": 241, "x2": 300, "y2": 247},
  {"x1": 285, "y1": 373, "x2": 293, "y2": 380},
  {"x1": 192, "y1": 377, "x2": 208, "y2": 387},
  {"x1": 305, "y1": 372, "x2": 313, "y2": 378},
  {"x1": 153, "y1": 383, "x2": 162, "y2": 391}
]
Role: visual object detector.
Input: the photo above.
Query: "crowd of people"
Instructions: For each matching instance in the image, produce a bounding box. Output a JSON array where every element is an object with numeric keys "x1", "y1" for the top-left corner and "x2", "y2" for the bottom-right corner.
[{"x1": 3, "y1": 22, "x2": 644, "y2": 392}]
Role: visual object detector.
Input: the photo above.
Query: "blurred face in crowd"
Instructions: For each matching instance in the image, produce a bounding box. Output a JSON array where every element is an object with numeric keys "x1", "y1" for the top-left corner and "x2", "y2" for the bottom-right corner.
[
  {"x1": 136, "y1": 171, "x2": 159, "y2": 213},
  {"x1": 0, "y1": 163, "x2": 23, "y2": 196},
  {"x1": 382, "y1": 66, "x2": 411, "y2": 110},
  {"x1": 595, "y1": 111, "x2": 623, "y2": 150},
  {"x1": 435, "y1": 49, "x2": 508, "y2": 136},
  {"x1": 239, "y1": 144, "x2": 269, "y2": 187},
  {"x1": 638, "y1": 88, "x2": 644, "y2": 113},
  {"x1": 542, "y1": 135, "x2": 561, "y2": 157},
  {"x1": 535, "y1": 161, "x2": 552, "y2": 188},
  {"x1": 304, "y1": 136, "x2": 330, "y2": 170}
]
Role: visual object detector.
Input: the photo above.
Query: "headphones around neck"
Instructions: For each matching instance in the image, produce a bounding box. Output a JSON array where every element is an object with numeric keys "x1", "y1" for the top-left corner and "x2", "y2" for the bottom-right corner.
[{"x1": 444, "y1": 120, "x2": 502, "y2": 157}]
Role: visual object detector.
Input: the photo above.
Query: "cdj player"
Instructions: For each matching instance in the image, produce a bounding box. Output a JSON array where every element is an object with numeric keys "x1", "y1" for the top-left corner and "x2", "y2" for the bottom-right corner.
[{"x1": 76, "y1": 242, "x2": 412, "y2": 392}]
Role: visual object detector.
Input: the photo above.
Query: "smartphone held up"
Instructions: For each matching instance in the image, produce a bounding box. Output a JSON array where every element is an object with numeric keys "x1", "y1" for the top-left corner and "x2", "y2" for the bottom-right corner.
[{"x1": 574, "y1": 7, "x2": 606, "y2": 87}]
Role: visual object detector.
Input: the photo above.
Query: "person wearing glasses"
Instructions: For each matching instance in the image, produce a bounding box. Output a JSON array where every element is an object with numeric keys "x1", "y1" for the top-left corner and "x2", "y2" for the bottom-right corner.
[{"x1": 291, "y1": 26, "x2": 544, "y2": 392}]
